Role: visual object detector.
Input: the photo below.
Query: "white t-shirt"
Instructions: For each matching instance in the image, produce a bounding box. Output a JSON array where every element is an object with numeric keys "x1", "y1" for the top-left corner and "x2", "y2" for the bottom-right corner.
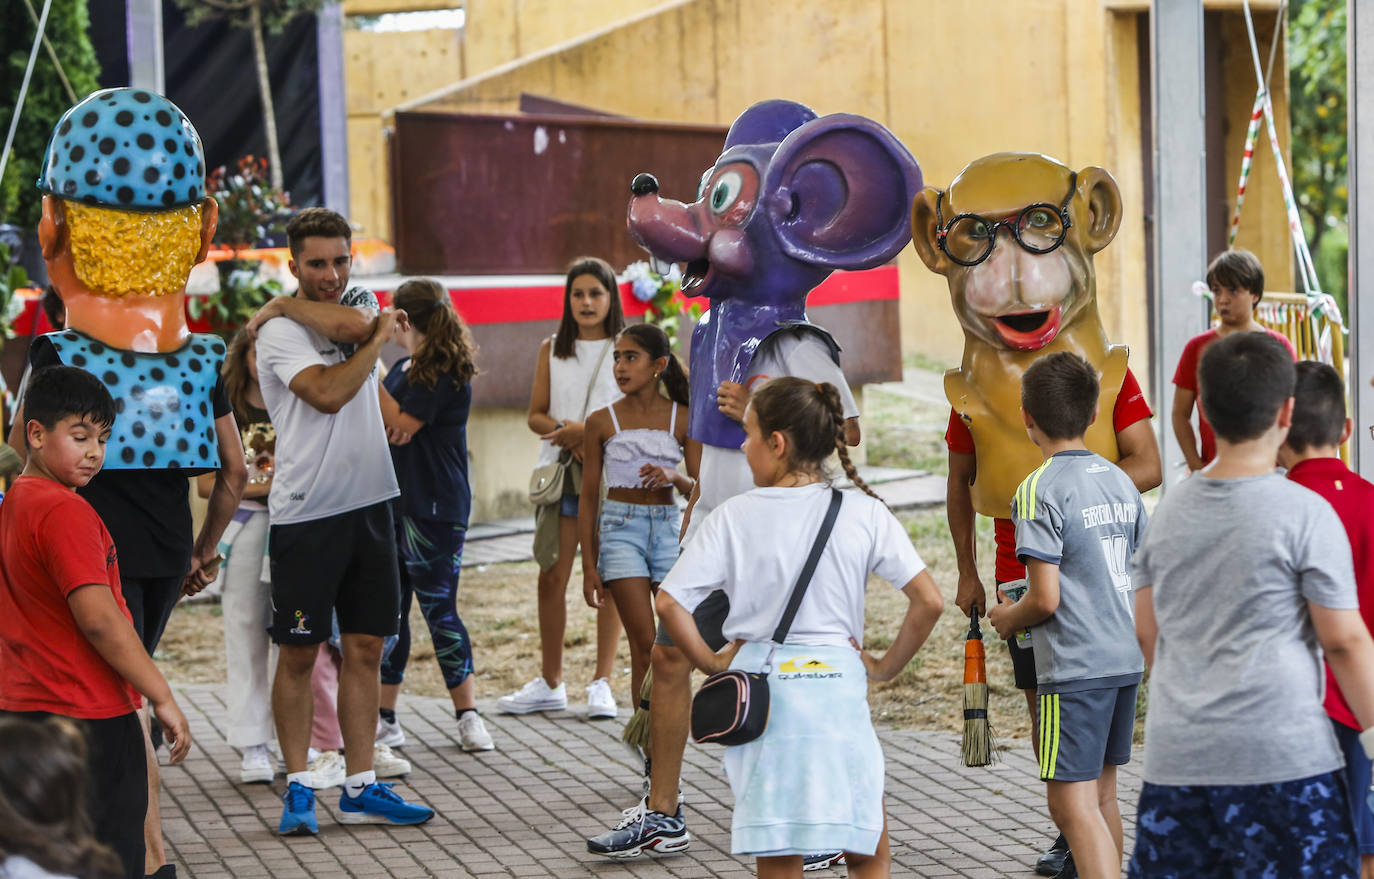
[
  {"x1": 255, "y1": 314, "x2": 399, "y2": 524},
  {"x1": 662, "y1": 483, "x2": 925, "y2": 647},
  {"x1": 688, "y1": 331, "x2": 861, "y2": 540}
]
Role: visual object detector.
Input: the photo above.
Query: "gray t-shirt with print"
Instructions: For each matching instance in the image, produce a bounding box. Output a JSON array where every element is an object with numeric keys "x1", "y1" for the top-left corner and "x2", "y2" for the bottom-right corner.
[
  {"x1": 1133, "y1": 473, "x2": 1357, "y2": 786},
  {"x1": 1013, "y1": 450, "x2": 1147, "y2": 693}
]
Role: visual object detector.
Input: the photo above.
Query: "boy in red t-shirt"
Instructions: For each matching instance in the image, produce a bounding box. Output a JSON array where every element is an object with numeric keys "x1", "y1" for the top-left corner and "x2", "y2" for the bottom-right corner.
[
  {"x1": 0, "y1": 365, "x2": 191, "y2": 879},
  {"x1": 1280, "y1": 361, "x2": 1374, "y2": 879},
  {"x1": 1172, "y1": 249, "x2": 1297, "y2": 471}
]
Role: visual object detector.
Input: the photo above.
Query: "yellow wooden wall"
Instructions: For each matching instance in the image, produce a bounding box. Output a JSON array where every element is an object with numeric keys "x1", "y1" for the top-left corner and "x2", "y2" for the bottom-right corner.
[{"x1": 347, "y1": 0, "x2": 1291, "y2": 379}]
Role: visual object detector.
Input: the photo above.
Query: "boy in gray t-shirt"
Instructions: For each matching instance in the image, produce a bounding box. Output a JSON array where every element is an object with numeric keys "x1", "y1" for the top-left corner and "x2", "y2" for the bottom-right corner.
[
  {"x1": 989, "y1": 352, "x2": 1146, "y2": 879},
  {"x1": 1128, "y1": 333, "x2": 1374, "y2": 879}
]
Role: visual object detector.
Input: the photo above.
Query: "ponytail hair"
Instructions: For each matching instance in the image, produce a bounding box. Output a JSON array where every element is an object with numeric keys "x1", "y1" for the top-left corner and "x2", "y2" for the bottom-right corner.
[
  {"x1": 618, "y1": 323, "x2": 689, "y2": 407},
  {"x1": 750, "y1": 377, "x2": 883, "y2": 504},
  {"x1": 393, "y1": 278, "x2": 478, "y2": 389}
]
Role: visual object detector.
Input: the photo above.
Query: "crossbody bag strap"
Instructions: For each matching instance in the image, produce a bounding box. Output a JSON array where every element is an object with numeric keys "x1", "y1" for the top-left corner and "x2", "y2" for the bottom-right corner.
[
  {"x1": 578, "y1": 339, "x2": 614, "y2": 421},
  {"x1": 771, "y1": 488, "x2": 843, "y2": 645}
]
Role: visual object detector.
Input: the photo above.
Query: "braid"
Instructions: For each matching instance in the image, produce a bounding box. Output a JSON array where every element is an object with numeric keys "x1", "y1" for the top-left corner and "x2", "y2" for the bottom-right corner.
[{"x1": 816, "y1": 383, "x2": 887, "y2": 506}]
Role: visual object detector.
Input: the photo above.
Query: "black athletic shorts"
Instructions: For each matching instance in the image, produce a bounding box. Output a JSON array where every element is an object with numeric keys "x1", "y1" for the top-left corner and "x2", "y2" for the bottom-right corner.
[
  {"x1": 269, "y1": 501, "x2": 401, "y2": 645},
  {"x1": 997, "y1": 578, "x2": 1039, "y2": 691},
  {"x1": 654, "y1": 588, "x2": 729, "y2": 651}
]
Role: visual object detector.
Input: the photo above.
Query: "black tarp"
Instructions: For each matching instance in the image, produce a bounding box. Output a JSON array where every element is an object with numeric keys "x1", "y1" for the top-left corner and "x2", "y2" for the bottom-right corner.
[{"x1": 88, "y1": 1, "x2": 322, "y2": 208}]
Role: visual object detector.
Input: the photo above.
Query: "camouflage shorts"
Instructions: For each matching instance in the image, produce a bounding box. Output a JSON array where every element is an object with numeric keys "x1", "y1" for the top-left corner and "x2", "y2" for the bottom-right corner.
[{"x1": 1128, "y1": 771, "x2": 1358, "y2": 879}]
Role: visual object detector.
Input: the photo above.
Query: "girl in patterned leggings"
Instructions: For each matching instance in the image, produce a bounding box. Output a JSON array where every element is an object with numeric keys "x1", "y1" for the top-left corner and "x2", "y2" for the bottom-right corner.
[{"x1": 376, "y1": 279, "x2": 493, "y2": 753}]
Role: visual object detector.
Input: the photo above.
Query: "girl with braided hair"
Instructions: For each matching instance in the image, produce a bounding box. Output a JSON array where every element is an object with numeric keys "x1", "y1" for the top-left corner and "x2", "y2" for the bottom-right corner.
[{"x1": 655, "y1": 376, "x2": 945, "y2": 879}]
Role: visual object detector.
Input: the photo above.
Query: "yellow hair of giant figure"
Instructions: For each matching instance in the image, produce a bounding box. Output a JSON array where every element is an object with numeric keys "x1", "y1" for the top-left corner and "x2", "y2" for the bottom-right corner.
[
  {"x1": 911, "y1": 152, "x2": 1129, "y2": 517},
  {"x1": 37, "y1": 88, "x2": 217, "y2": 353}
]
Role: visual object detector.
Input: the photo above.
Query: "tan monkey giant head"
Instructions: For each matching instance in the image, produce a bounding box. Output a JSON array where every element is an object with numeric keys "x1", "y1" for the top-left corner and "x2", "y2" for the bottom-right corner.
[
  {"x1": 912, "y1": 152, "x2": 1121, "y2": 353},
  {"x1": 911, "y1": 153, "x2": 1129, "y2": 517}
]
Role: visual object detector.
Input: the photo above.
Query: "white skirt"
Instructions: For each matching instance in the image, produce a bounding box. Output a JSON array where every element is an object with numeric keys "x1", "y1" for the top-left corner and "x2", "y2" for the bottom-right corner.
[{"x1": 722, "y1": 641, "x2": 885, "y2": 857}]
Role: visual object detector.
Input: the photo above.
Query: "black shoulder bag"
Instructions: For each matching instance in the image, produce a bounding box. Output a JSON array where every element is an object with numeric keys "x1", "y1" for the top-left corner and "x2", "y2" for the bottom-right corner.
[{"x1": 689, "y1": 488, "x2": 844, "y2": 746}]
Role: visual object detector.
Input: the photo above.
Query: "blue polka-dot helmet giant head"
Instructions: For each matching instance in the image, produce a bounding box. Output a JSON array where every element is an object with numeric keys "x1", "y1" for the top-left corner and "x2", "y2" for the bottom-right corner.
[{"x1": 37, "y1": 88, "x2": 206, "y2": 211}]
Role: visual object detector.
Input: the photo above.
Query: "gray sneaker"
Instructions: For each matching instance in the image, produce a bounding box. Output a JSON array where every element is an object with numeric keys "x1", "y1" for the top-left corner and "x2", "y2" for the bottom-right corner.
[{"x1": 587, "y1": 803, "x2": 690, "y2": 859}]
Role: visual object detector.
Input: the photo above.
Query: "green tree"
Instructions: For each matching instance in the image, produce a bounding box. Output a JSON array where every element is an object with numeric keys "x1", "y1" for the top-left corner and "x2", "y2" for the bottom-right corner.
[
  {"x1": 1288, "y1": 0, "x2": 1347, "y2": 311},
  {"x1": 0, "y1": 0, "x2": 101, "y2": 228},
  {"x1": 172, "y1": 0, "x2": 324, "y2": 192}
]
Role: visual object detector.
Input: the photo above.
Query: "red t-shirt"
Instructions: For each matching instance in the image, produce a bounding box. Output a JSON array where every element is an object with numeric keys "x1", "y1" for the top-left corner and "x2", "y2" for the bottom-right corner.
[
  {"x1": 945, "y1": 367, "x2": 1154, "y2": 582},
  {"x1": 1172, "y1": 327, "x2": 1297, "y2": 464},
  {"x1": 0, "y1": 476, "x2": 141, "y2": 718},
  {"x1": 1286, "y1": 457, "x2": 1374, "y2": 731}
]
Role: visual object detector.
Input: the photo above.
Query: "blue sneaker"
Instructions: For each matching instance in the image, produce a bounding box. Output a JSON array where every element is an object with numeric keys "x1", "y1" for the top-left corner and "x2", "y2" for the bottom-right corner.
[
  {"x1": 278, "y1": 781, "x2": 318, "y2": 835},
  {"x1": 338, "y1": 782, "x2": 435, "y2": 826}
]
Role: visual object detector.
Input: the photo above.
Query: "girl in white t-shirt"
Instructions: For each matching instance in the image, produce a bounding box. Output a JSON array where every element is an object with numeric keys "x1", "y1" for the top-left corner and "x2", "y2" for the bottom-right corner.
[
  {"x1": 579, "y1": 323, "x2": 697, "y2": 704},
  {"x1": 656, "y1": 377, "x2": 945, "y2": 879}
]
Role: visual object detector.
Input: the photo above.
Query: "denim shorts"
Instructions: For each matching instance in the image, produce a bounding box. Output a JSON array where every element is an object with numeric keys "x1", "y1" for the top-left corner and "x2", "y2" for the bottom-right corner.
[{"x1": 597, "y1": 499, "x2": 681, "y2": 583}]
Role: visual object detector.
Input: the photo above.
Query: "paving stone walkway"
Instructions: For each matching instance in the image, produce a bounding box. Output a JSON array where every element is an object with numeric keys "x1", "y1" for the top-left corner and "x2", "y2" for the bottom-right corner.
[{"x1": 162, "y1": 685, "x2": 1141, "y2": 878}]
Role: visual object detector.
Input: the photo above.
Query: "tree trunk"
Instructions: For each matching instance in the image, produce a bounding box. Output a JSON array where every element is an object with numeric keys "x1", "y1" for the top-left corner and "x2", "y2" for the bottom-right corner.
[{"x1": 249, "y1": 2, "x2": 284, "y2": 191}]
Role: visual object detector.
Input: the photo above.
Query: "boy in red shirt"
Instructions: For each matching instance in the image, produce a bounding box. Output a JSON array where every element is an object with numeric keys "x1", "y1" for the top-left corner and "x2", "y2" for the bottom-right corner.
[
  {"x1": 1172, "y1": 249, "x2": 1297, "y2": 471},
  {"x1": 0, "y1": 366, "x2": 191, "y2": 879},
  {"x1": 1280, "y1": 361, "x2": 1374, "y2": 879}
]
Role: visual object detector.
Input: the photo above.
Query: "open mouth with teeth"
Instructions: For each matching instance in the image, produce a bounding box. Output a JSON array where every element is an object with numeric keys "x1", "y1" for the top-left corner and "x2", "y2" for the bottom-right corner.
[
  {"x1": 990, "y1": 306, "x2": 1062, "y2": 350},
  {"x1": 682, "y1": 258, "x2": 711, "y2": 293}
]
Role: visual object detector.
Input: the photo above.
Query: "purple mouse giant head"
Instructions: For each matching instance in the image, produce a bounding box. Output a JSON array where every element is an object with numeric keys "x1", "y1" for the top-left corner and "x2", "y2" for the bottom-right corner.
[{"x1": 627, "y1": 100, "x2": 922, "y2": 448}]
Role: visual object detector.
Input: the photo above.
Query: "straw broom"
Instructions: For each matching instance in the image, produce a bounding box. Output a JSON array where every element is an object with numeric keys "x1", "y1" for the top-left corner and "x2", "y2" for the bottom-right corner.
[
  {"x1": 622, "y1": 666, "x2": 654, "y2": 750},
  {"x1": 962, "y1": 608, "x2": 993, "y2": 767}
]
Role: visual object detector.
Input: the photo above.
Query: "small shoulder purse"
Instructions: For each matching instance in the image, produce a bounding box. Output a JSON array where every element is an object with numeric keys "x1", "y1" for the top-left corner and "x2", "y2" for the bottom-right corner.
[
  {"x1": 528, "y1": 339, "x2": 612, "y2": 506},
  {"x1": 689, "y1": 488, "x2": 843, "y2": 746}
]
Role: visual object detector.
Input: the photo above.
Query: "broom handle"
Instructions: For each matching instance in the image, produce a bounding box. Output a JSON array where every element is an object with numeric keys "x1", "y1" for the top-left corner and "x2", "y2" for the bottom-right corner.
[{"x1": 967, "y1": 607, "x2": 983, "y2": 641}]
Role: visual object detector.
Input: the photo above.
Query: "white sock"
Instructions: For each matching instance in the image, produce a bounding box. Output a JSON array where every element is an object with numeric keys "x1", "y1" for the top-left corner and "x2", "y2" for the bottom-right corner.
[
  {"x1": 344, "y1": 770, "x2": 376, "y2": 798},
  {"x1": 287, "y1": 771, "x2": 312, "y2": 788}
]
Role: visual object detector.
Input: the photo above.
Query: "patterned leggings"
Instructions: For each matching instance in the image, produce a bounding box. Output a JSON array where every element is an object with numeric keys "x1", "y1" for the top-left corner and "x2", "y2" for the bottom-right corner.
[{"x1": 379, "y1": 516, "x2": 474, "y2": 689}]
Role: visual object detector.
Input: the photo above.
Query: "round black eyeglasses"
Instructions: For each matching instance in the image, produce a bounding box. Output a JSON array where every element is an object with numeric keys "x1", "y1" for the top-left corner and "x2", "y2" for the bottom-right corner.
[{"x1": 935, "y1": 172, "x2": 1078, "y2": 267}]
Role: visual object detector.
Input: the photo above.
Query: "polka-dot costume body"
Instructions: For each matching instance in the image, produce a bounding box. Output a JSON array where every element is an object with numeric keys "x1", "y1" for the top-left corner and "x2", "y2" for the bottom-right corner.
[
  {"x1": 45, "y1": 330, "x2": 225, "y2": 470},
  {"x1": 38, "y1": 88, "x2": 205, "y2": 210}
]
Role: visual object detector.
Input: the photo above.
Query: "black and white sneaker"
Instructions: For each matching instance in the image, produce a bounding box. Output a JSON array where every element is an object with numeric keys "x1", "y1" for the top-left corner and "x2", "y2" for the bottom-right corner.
[
  {"x1": 586, "y1": 802, "x2": 690, "y2": 859},
  {"x1": 802, "y1": 852, "x2": 846, "y2": 871}
]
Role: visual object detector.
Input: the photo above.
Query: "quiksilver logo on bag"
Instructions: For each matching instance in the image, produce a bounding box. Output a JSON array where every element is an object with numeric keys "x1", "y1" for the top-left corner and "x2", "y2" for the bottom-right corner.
[{"x1": 777, "y1": 656, "x2": 842, "y2": 680}]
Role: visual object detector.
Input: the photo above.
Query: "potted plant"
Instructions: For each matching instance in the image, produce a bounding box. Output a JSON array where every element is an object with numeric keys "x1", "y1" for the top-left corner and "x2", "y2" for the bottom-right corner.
[
  {"x1": 623, "y1": 260, "x2": 700, "y2": 354},
  {"x1": 193, "y1": 156, "x2": 292, "y2": 336}
]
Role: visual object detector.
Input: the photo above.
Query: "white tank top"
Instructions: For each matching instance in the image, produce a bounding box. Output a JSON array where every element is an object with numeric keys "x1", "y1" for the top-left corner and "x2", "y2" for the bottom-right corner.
[
  {"x1": 603, "y1": 403, "x2": 682, "y2": 488},
  {"x1": 536, "y1": 337, "x2": 620, "y2": 466}
]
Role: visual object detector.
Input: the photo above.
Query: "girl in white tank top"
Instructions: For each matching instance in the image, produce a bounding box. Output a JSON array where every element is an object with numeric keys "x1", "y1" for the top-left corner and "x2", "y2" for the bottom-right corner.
[
  {"x1": 502, "y1": 258, "x2": 626, "y2": 719},
  {"x1": 579, "y1": 324, "x2": 696, "y2": 703}
]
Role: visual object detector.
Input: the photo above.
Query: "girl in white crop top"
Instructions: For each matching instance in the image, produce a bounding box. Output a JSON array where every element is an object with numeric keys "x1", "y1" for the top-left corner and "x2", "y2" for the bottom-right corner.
[{"x1": 580, "y1": 324, "x2": 697, "y2": 702}]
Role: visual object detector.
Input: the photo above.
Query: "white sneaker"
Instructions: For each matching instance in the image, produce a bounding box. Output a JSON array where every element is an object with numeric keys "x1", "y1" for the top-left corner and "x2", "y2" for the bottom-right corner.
[
  {"x1": 586, "y1": 677, "x2": 618, "y2": 719},
  {"x1": 376, "y1": 715, "x2": 405, "y2": 748},
  {"x1": 458, "y1": 712, "x2": 494, "y2": 752},
  {"x1": 496, "y1": 677, "x2": 568, "y2": 714},
  {"x1": 239, "y1": 744, "x2": 274, "y2": 784},
  {"x1": 276, "y1": 745, "x2": 321, "y2": 775},
  {"x1": 373, "y1": 742, "x2": 412, "y2": 778},
  {"x1": 307, "y1": 750, "x2": 345, "y2": 789}
]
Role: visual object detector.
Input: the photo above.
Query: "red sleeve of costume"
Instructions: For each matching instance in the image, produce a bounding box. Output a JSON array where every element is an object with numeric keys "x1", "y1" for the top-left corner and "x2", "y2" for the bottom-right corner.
[
  {"x1": 38, "y1": 497, "x2": 115, "y2": 599},
  {"x1": 1267, "y1": 328, "x2": 1298, "y2": 360},
  {"x1": 945, "y1": 409, "x2": 975, "y2": 454},
  {"x1": 1112, "y1": 368, "x2": 1154, "y2": 431},
  {"x1": 1172, "y1": 335, "x2": 1201, "y2": 391}
]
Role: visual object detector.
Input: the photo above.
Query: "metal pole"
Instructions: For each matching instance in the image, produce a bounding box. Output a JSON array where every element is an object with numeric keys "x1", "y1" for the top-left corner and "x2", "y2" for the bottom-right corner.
[
  {"x1": 1350, "y1": 0, "x2": 1374, "y2": 476},
  {"x1": 126, "y1": 0, "x2": 165, "y2": 94},
  {"x1": 317, "y1": 2, "x2": 350, "y2": 217},
  {"x1": 1151, "y1": 0, "x2": 1211, "y2": 490}
]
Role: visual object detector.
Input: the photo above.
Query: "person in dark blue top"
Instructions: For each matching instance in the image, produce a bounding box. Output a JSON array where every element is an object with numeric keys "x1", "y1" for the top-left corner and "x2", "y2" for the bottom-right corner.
[{"x1": 377, "y1": 279, "x2": 493, "y2": 753}]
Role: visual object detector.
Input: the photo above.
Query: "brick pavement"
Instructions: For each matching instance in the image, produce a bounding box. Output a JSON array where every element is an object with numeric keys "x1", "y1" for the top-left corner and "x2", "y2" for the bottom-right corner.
[{"x1": 162, "y1": 685, "x2": 1140, "y2": 878}]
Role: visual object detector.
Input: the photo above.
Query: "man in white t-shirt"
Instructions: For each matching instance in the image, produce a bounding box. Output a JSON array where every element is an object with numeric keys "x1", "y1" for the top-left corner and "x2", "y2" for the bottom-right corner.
[
  {"x1": 589, "y1": 326, "x2": 859, "y2": 861},
  {"x1": 249, "y1": 208, "x2": 434, "y2": 835}
]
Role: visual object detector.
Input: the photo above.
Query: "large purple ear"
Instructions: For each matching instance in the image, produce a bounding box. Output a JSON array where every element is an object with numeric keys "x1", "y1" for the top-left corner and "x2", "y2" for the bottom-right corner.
[{"x1": 761, "y1": 114, "x2": 922, "y2": 270}]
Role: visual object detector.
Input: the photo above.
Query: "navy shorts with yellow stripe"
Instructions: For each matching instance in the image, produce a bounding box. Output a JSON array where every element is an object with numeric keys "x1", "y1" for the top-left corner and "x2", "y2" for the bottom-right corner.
[{"x1": 1038, "y1": 683, "x2": 1137, "y2": 782}]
